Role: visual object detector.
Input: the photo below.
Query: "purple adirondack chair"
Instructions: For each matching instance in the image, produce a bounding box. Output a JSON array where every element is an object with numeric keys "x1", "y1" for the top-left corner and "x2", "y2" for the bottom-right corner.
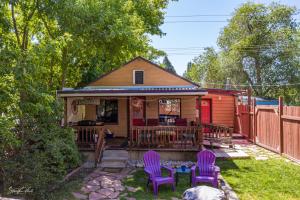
[
  {"x1": 191, "y1": 150, "x2": 219, "y2": 187},
  {"x1": 143, "y1": 150, "x2": 176, "y2": 195}
]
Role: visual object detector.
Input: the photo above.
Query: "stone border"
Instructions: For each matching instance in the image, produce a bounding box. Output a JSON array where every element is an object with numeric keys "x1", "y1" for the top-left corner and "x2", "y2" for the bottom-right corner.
[{"x1": 219, "y1": 175, "x2": 239, "y2": 200}]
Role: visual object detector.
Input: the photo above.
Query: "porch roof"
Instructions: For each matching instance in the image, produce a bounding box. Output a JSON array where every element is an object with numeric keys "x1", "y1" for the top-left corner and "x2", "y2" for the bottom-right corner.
[{"x1": 57, "y1": 85, "x2": 207, "y2": 97}]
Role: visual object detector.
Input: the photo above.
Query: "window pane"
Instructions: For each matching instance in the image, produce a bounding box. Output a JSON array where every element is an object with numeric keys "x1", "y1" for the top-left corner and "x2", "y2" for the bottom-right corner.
[
  {"x1": 135, "y1": 71, "x2": 144, "y2": 84},
  {"x1": 96, "y1": 100, "x2": 118, "y2": 123},
  {"x1": 159, "y1": 99, "x2": 180, "y2": 125}
]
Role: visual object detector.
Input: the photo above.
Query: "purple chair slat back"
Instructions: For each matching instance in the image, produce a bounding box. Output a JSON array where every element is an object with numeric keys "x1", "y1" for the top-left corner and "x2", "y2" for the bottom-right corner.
[
  {"x1": 143, "y1": 150, "x2": 161, "y2": 177},
  {"x1": 197, "y1": 150, "x2": 216, "y2": 176}
]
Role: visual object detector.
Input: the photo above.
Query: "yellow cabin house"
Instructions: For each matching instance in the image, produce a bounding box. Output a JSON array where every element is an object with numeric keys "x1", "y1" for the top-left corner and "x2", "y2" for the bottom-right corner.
[{"x1": 57, "y1": 57, "x2": 239, "y2": 156}]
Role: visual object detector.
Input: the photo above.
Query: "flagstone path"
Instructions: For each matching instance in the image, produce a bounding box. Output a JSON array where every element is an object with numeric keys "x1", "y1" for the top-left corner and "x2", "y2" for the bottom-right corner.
[{"x1": 72, "y1": 167, "x2": 137, "y2": 200}]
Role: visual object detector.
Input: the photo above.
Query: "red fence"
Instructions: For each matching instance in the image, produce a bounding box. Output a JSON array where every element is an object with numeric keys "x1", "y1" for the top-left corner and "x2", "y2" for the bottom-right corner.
[{"x1": 235, "y1": 97, "x2": 300, "y2": 162}]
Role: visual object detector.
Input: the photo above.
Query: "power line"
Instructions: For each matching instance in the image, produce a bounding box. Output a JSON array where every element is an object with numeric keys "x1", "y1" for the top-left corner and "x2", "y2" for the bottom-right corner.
[
  {"x1": 166, "y1": 14, "x2": 233, "y2": 17},
  {"x1": 165, "y1": 12, "x2": 300, "y2": 18},
  {"x1": 164, "y1": 18, "x2": 300, "y2": 23},
  {"x1": 201, "y1": 82, "x2": 300, "y2": 87},
  {"x1": 159, "y1": 44, "x2": 300, "y2": 50},
  {"x1": 165, "y1": 20, "x2": 228, "y2": 23}
]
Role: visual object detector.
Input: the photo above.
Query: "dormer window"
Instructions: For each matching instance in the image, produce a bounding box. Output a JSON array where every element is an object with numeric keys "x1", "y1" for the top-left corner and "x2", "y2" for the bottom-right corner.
[{"x1": 133, "y1": 70, "x2": 144, "y2": 84}]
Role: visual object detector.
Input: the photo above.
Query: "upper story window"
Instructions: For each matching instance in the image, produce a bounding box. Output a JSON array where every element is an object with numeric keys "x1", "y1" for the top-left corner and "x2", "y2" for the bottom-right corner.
[{"x1": 133, "y1": 70, "x2": 144, "y2": 84}]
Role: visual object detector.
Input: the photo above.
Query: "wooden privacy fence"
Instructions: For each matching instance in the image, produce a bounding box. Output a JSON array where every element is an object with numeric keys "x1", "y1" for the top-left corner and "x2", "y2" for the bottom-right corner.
[{"x1": 235, "y1": 97, "x2": 300, "y2": 162}]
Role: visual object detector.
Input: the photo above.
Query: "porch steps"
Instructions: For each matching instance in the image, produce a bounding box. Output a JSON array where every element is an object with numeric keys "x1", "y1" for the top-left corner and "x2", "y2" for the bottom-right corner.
[{"x1": 99, "y1": 150, "x2": 129, "y2": 169}]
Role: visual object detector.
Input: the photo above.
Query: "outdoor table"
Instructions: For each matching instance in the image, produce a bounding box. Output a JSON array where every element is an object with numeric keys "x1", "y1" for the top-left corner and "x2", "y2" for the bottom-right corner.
[{"x1": 175, "y1": 167, "x2": 192, "y2": 186}]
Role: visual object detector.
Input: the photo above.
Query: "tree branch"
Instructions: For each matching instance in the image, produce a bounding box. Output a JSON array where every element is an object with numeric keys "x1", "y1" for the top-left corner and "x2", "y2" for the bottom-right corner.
[
  {"x1": 41, "y1": 16, "x2": 55, "y2": 39},
  {"x1": 21, "y1": 0, "x2": 37, "y2": 50},
  {"x1": 10, "y1": 2, "x2": 21, "y2": 47}
]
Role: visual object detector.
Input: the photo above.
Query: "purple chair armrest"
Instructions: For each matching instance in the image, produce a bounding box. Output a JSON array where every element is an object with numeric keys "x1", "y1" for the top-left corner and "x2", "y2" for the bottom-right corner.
[
  {"x1": 215, "y1": 165, "x2": 220, "y2": 173},
  {"x1": 162, "y1": 165, "x2": 175, "y2": 177},
  {"x1": 191, "y1": 165, "x2": 196, "y2": 176},
  {"x1": 214, "y1": 165, "x2": 220, "y2": 177}
]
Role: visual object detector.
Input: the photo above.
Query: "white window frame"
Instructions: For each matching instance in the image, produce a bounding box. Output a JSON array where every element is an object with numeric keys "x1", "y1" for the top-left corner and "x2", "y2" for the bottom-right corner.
[{"x1": 133, "y1": 70, "x2": 144, "y2": 84}]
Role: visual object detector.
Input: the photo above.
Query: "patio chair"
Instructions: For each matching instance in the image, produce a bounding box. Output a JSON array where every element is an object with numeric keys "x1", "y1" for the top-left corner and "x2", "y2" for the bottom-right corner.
[
  {"x1": 191, "y1": 150, "x2": 219, "y2": 187},
  {"x1": 143, "y1": 150, "x2": 176, "y2": 196},
  {"x1": 175, "y1": 118, "x2": 187, "y2": 126},
  {"x1": 147, "y1": 118, "x2": 159, "y2": 126}
]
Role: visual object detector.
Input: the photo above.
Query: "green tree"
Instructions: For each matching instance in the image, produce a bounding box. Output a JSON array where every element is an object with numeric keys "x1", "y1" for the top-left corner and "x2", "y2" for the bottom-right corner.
[
  {"x1": 184, "y1": 48, "x2": 226, "y2": 88},
  {"x1": 0, "y1": 0, "x2": 170, "y2": 198},
  {"x1": 162, "y1": 56, "x2": 176, "y2": 74},
  {"x1": 218, "y1": 2, "x2": 300, "y2": 99}
]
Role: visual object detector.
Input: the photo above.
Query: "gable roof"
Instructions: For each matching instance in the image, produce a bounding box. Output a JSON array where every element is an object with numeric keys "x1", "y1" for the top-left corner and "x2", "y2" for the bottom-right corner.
[{"x1": 87, "y1": 56, "x2": 199, "y2": 87}]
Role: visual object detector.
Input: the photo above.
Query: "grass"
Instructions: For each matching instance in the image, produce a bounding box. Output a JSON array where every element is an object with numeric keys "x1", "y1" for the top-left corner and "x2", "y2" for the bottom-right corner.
[
  {"x1": 49, "y1": 179, "x2": 83, "y2": 200},
  {"x1": 122, "y1": 169, "x2": 190, "y2": 200},
  {"x1": 49, "y1": 168, "x2": 93, "y2": 200},
  {"x1": 122, "y1": 158, "x2": 300, "y2": 200},
  {"x1": 217, "y1": 158, "x2": 300, "y2": 200}
]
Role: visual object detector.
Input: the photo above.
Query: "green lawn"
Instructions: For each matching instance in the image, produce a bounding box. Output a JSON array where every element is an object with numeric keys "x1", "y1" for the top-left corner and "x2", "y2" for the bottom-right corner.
[{"x1": 122, "y1": 158, "x2": 300, "y2": 200}]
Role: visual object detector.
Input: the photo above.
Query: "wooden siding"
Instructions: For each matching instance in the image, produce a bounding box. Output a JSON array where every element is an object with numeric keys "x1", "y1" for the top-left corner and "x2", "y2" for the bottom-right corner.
[
  {"x1": 204, "y1": 94, "x2": 235, "y2": 127},
  {"x1": 88, "y1": 58, "x2": 193, "y2": 86}
]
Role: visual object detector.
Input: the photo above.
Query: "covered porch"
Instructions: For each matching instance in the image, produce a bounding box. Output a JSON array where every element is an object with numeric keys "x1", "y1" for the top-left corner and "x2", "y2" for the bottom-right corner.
[{"x1": 58, "y1": 86, "x2": 207, "y2": 150}]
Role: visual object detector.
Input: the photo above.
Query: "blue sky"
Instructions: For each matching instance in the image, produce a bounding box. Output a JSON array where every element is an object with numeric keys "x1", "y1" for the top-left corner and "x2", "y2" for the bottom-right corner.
[{"x1": 150, "y1": 0, "x2": 300, "y2": 75}]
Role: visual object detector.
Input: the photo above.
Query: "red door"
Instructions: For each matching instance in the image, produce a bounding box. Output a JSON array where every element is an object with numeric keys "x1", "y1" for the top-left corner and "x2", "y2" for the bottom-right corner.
[
  {"x1": 201, "y1": 99, "x2": 211, "y2": 125},
  {"x1": 196, "y1": 99, "x2": 212, "y2": 133}
]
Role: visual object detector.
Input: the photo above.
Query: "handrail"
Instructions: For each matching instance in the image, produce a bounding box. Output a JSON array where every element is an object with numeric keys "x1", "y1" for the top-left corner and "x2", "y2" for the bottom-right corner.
[{"x1": 94, "y1": 128, "x2": 105, "y2": 167}]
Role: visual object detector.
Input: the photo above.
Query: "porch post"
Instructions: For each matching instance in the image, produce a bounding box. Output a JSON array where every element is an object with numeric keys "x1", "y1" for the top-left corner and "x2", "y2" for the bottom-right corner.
[
  {"x1": 198, "y1": 96, "x2": 202, "y2": 149},
  {"x1": 198, "y1": 96, "x2": 202, "y2": 125},
  {"x1": 128, "y1": 96, "x2": 132, "y2": 147},
  {"x1": 64, "y1": 97, "x2": 68, "y2": 127}
]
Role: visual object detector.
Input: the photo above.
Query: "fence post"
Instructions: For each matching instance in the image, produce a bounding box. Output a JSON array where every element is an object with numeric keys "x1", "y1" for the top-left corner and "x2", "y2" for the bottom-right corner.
[
  {"x1": 252, "y1": 98, "x2": 256, "y2": 144},
  {"x1": 279, "y1": 96, "x2": 283, "y2": 154},
  {"x1": 247, "y1": 88, "x2": 252, "y2": 140}
]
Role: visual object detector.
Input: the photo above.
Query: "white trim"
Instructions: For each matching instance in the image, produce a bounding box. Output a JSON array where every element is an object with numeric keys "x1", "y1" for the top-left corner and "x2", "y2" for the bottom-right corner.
[
  {"x1": 58, "y1": 91, "x2": 208, "y2": 97},
  {"x1": 133, "y1": 70, "x2": 144, "y2": 84}
]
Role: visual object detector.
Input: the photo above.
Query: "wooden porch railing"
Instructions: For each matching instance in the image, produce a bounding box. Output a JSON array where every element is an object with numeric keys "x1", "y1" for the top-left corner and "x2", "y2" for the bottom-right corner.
[
  {"x1": 72, "y1": 125, "x2": 105, "y2": 166},
  {"x1": 130, "y1": 126, "x2": 202, "y2": 149},
  {"x1": 202, "y1": 124, "x2": 234, "y2": 148},
  {"x1": 94, "y1": 130, "x2": 105, "y2": 167},
  {"x1": 72, "y1": 125, "x2": 104, "y2": 150}
]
